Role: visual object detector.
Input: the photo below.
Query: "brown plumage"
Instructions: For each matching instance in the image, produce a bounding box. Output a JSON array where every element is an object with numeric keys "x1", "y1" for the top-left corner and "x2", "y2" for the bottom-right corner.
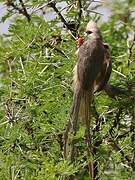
[
  {"x1": 95, "y1": 43, "x2": 112, "y2": 92},
  {"x1": 64, "y1": 21, "x2": 112, "y2": 179}
]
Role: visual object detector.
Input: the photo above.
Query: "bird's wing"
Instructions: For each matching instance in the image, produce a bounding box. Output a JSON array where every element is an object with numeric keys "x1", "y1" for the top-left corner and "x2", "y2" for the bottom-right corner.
[
  {"x1": 77, "y1": 40, "x2": 105, "y2": 91},
  {"x1": 95, "y1": 43, "x2": 112, "y2": 92}
]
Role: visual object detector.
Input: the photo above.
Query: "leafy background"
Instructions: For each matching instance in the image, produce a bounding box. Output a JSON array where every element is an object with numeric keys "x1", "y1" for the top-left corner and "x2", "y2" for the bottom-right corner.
[{"x1": 0, "y1": 0, "x2": 135, "y2": 179}]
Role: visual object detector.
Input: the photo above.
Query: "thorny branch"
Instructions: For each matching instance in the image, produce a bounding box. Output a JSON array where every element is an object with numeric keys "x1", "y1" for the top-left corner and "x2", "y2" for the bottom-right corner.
[
  {"x1": 48, "y1": 1, "x2": 68, "y2": 27},
  {"x1": 48, "y1": 1, "x2": 77, "y2": 38},
  {"x1": 6, "y1": 0, "x2": 30, "y2": 22}
]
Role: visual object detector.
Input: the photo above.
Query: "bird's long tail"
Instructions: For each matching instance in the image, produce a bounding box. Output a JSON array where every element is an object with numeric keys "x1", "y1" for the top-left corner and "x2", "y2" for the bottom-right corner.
[
  {"x1": 70, "y1": 88, "x2": 82, "y2": 162},
  {"x1": 64, "y1": 86, "x2": 94, "y2": 179},
  {"x1": 64, "y1": 88, "x2": 94, "y2": 174},
  {"x1": 83, "y1": 89, "x2": 94, "y2": 179},
  {"x1": 64, "y1": 88, "x2": 82, "y2": 159}
]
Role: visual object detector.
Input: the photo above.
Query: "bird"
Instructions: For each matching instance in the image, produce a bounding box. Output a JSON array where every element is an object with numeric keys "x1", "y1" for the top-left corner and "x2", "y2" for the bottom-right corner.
[{"x1": 64, "y1": 21, "x2": 112, "y2": 179}]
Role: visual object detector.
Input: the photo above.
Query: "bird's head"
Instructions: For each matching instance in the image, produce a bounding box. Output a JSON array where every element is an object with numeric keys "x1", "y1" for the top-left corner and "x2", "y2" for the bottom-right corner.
[{"x1": 86, "y1": 21, "x2": 102, "y2": 40}]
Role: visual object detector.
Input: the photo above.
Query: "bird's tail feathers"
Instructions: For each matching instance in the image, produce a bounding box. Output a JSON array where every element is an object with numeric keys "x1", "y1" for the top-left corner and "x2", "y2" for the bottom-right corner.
[
  {"x1": 82, "y1": 88, "x2": 94, "y2": 179},
  {"x1": 70, "y1": 88, "x2": 82, "y2": 133}
]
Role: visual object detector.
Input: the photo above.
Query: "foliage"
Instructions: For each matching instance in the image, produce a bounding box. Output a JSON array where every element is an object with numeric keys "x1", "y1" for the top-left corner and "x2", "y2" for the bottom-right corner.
[{"x1": 0, "y1": 0, "x2": 135, "y2": 179}]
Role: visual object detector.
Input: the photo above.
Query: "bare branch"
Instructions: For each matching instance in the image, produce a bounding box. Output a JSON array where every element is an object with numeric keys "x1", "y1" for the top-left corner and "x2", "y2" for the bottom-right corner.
[
  {"x1": 47, "y1": 1, "x2": 76, "y2": 39},
  {"x1": 19, "y1": 0, "x2": 31, "y2": 22},
  {"x1": 6, "y1": 0, "x2": 30, "y2": 22},
  {"x1": 76, "y1": 0, "x2": 83, "y2": 30}
]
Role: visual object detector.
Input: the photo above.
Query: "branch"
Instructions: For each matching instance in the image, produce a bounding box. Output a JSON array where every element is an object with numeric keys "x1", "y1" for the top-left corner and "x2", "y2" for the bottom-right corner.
[
  {"x1": 104, "y1": 84, "x2": 127, "y2": 99},
  {"x1": 130, "y1": 110, "x2": 135, "y2": 170},
  {"x1": 76, "y1": 0, "x2": 83, "y2": 31},
  {"x1": 83, "y1": 0, "x2": 102, "y2": 17},
  {"x1": 109, "y1": 108, "x2": 122, "y2": 136},
  {"x1": 42, "y1": 42, "x2": 69, "y2": 59},
  {"x1": 108, "y1": 137, "x2": 132, "y2": 167},
  {"x1": 92, "y1": 103, "x2": 104, "y2": 179},
  {"x1": 48, "y1": 1, "x2": 76, "y2": 39},
  {"x1": 6, "y1": 0, "x2": 30, "y2": 22},
  {"x1": 48, "y1": 1, "x2": 67, "y2": 25},
  {"x1": 19, "y1": 0, "x2": 31, "y2": 22},
  {"x1": 5, "y1": 99, "x2": 14, "y2": 124},
  {"x1": 112, "y1": 69, "x2": 127, "y2": 79}
]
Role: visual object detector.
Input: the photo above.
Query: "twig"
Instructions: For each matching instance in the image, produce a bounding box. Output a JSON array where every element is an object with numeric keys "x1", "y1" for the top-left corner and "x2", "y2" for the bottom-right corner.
[
  {"x1": 19, "y1": 0, "x2": 30, "y2": 22},
  {"x1": 59, "y1": 3, "x2": 74, "y2": 13},
  {"x1": 6, "y1": 0, "x2": 30, "y2": 22},
  {"x1": 32, "y1": 3, "x2": 48, "y2": 13},
  {"x1": 112, "y1": 69, "x2": 127, "y2": 79},
  {"x1": 5, "y1": 99, "x2": 14, "y2": 124},
  {"x1": 43, "y1": 42, "x2": 69, "y2": 59},
  {"x1": 128, "y1": 33, "x2": 135, "y2": 66},
  {"x1": 32, "y1": 0, "x2": 55, "y2": 13},
  {"x1": 104, "y1": 84, "x2": 127, "y2": 98},
  {"x1": 89, "y1": 10, "x2": 103, "y2": 15},
  {"x1": 19, "y1": 57, "x2": 26, "y2": 80},
  {"x1": 48, "y1": 1, "x2": 76, "y2": 39},
  {"x1": 83, "y1": 0, "x2": 101, "y2": 17},
  {"x1": 92, "y1": 103, "x2": 104, "y2": 179},
  {"x1": 116, "y1": 130, "x2": 130, "y2": 139},
  {"x1": 76, "y1": 0, "x2": 82, "y2": 30},
  {"x1": 130, "y1": 108, "x2": 135, "y2": 170},
  {"x1": 48, "y1": 2, "x2": 68, "y2": 26},
  {"x1": 109, "y1": 108, "x2": 122, "y2": 136},
  {"x1": 108, "y1": 137, "x2": 132, "y2": 167}
]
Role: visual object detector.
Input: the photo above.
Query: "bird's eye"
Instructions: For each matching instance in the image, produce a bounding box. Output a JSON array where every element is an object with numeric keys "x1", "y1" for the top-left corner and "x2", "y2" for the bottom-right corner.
[{"x1": 86, "y1": 31, "x2": 93, "y2": 34}]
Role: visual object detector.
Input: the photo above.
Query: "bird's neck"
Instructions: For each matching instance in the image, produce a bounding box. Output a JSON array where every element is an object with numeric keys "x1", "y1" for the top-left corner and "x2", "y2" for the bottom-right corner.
[
  {"x1": 89, "y1": 32, "x2": 102, "y2": 41},
  {"x1": 89, "y1": 37, "x2": 102, "y2": 42}
]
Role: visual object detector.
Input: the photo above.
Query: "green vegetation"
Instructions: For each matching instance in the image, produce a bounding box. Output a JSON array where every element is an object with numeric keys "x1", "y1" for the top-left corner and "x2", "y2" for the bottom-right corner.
[{"x1": 0, "y1": 0, "x2": 135, "y2": 179}]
